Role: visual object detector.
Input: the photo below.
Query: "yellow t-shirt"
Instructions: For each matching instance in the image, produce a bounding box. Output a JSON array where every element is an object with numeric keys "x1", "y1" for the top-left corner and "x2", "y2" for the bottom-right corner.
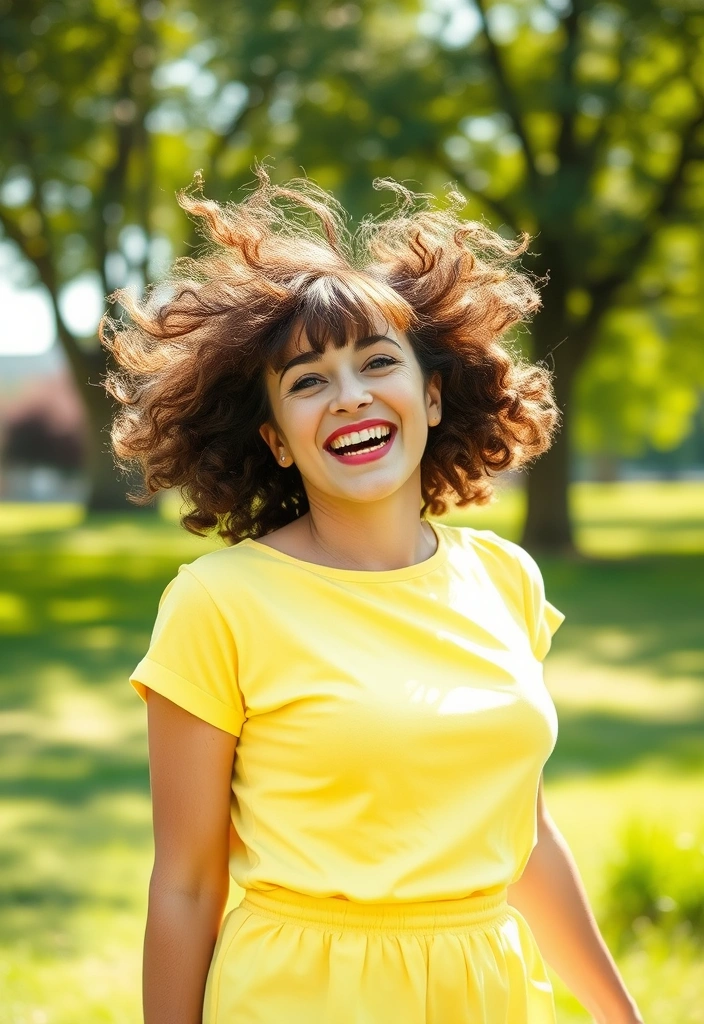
[{"x1": 130, "y1": 522, "x2": 565, "y2": 903}]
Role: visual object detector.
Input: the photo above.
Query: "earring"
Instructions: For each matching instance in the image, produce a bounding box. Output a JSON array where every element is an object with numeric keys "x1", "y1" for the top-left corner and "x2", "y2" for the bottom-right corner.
[{"x1": 280, "y1": 453, "x2": 286, "y2": 462}]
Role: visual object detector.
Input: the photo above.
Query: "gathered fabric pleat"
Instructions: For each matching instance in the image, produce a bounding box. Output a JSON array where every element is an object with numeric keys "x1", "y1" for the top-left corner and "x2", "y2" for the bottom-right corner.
[{"x1": 203, "y1": 886, "x2": 556, "y2": 1024}]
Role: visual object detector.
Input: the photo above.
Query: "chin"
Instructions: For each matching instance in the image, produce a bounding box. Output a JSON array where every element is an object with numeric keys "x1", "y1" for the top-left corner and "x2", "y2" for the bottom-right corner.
[{"x1": 335, "y1": 478, "x2": 409, "y2": 502}]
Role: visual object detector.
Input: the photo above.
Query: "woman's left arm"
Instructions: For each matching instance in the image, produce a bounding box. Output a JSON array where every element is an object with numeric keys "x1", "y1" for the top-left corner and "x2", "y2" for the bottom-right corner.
[{"x1": 507, "y1": 775, "x2": 644, "y2": 1024}]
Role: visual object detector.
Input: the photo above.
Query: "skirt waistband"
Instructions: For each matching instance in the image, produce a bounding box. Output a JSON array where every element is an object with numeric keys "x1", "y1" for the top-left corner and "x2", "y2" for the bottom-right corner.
[{"x1": 239, "y1": 886, "x2": 510, "y2": 934}]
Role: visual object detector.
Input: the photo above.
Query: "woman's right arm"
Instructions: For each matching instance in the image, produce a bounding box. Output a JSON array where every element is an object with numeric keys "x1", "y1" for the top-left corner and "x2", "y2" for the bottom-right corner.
[{"x1": 143, "y1": 688, "x2": 238, "y2": 1024}]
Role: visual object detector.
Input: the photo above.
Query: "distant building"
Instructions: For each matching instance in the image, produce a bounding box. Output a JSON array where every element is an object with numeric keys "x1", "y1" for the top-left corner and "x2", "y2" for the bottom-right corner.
[{"x1": 0, "y1": 350, "x2": 88, "y2": 501}]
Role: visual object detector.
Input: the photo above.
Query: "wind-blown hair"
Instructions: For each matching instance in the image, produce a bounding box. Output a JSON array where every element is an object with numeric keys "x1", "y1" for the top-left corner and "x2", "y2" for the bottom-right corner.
[{"x1": 100, "y1": 167, "x2": 560, "y2": 545}]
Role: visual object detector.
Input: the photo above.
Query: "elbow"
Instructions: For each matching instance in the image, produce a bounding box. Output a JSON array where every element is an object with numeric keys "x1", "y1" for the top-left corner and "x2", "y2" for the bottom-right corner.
[{"x1": 149, "y1": 858, "x2": 230, "y2": 905}]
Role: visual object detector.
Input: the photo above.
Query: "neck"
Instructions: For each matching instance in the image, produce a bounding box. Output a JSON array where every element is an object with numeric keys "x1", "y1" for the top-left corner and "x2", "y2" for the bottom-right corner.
[{"x1": 301, "y1": 473, "x2": 436, "y2": 572}]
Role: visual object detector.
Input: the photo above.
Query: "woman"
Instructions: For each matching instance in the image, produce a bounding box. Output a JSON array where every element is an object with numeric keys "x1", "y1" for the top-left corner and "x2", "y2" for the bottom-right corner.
[{"x1": 101, "y1": 169, "x2": 644, "y2": 1024}]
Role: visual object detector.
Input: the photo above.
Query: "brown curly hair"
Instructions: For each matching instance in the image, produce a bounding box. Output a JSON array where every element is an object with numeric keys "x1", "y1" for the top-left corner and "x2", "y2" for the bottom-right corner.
[{"x1": 100, "y1": 167, "x2": 560, "y2": 545}]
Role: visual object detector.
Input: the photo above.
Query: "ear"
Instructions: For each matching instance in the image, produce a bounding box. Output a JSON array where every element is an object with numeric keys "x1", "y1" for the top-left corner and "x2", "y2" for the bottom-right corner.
[
  {"x1": 258, "y1": 421, "x2": 287, "y2": 464},
  {"x1": 425, "y1": 371, "x2": 442, "y2": 425}
]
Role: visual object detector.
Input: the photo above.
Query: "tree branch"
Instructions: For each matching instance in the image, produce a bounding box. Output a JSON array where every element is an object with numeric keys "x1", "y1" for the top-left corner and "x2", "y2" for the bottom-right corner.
[
  {"x1": 94, "y1": 3, "x2": 157, "y2": 296},
  {"x1": 580, "y1": 29, "x2": 697, "y2": 184},
  {"x1": 435, "y1": 153, "x2": 518, "y2": 230},
  {"x1": 0, "y1": 213, "x2": 97, "y2": 388},
  {"x1": 474, "y1": 0, "x2": 538, "y2": 185},
  {"x1": 133, "y1": 115, "x2": 153, "y2": 287},
  {"x1": 577, "y1": 105, "x2": 704, "y2": 354},
  {"x1": 93, "y1": 68, "x2": 141, "y2": 297},
  {"x1": 207, "y1": 77, "x2": 277, "y2": 178},
  {"x1": 0, "y1": 207, "x2": 33, "y2": 268},
  {"x1": 178, "y1": 77, "x2": 277, "y2": 253},
  {"x1": 554, "y1": 2, "x2": 582, "y2": 172}
]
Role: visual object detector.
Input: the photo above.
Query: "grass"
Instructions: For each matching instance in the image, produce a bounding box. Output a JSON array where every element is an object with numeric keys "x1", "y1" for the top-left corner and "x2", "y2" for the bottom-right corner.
[
  {"x1": 1, "y1": 481, "x2": 703, "y2": 1023},
  {"x1": 600, "y1": 820, "x2": 704, "y2": 947},
  {"x1": 441, "y1": 478, "x2": 704, "y2": 556}
]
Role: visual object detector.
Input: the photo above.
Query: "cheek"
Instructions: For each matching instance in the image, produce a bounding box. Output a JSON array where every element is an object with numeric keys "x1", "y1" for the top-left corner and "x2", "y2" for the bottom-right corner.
[
  {"x1": 395, "y1": 364, "x2": 427, "y2": 400},
  {"x1": 394, "y1": 377, "x2": 430, "y2": 417},
  {"x1": 286, "y1": 402, "x2": 324, "y2": 447}
]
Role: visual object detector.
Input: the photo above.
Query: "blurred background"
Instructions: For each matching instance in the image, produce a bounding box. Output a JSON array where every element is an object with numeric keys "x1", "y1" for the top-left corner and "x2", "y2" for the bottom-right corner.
[{"x1": 1, "y1": 1, "x2": 703, "y2": 1021}]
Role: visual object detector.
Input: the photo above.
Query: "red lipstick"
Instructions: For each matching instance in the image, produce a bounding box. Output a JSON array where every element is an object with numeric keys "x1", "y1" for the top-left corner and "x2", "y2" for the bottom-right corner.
[
  {"x1": 323, "y1": 418, "x2": 396, "y2": 450},
  {"x1": 323, "y1": 419, "x2": 397, "y2": 466}
]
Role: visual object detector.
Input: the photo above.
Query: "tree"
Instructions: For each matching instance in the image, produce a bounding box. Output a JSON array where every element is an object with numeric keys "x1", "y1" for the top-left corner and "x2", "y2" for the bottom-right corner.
[
  {"x1": 3, "y1": 0, "x2": 703, "y2": 546},
  {"x1": 1, "y1": 0, "x2": 405, "y2": 508},
  {"x1": 1, "y1": 0, "x2": 159, "y2": 508},
  {"x1": 153, "y1": 0, "x2": 704, "y2": 552},
  {"x1": 424, "y1": 0, "x2": 704, "y2": 552}
]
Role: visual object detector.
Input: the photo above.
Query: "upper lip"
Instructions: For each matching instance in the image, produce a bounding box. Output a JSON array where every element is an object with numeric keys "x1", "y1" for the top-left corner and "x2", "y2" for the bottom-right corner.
[{"x1": 323, "y1": 418, "x2": 396, "y2": 450}]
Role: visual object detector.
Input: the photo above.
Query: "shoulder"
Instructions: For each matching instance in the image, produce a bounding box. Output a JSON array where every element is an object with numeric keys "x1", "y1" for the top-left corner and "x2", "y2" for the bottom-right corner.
[
  {"x1": 436, "y1": 522, "x2": 545, "y2": 608},
  {"x1": 175, "y1": 540, "x2": 261, "y2": 587},
  {"x1": 437, "y1": 523, "x2": 564, "y2": 660},
  {"x1": 438, "y1": 522, "x2": 535, "y2": 575},
  {"x1": 156, "y1": 541, "x2": 262, "y2": 613}
]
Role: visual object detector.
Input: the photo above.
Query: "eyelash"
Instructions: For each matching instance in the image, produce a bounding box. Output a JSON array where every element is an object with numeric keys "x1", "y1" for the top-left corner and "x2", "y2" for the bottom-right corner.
[{"x1": 289, "y1": 356, "x2": 398, "y2": 393}]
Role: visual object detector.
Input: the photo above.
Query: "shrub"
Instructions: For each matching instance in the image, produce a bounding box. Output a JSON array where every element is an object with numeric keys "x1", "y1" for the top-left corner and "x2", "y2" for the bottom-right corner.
[{"x1": 601, "y1": 820, "x2": 704, "y2": 950}]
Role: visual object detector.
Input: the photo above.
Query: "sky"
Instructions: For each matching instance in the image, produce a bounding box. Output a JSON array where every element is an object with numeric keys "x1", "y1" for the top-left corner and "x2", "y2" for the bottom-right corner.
[{"x1": 0, "y1": 249, "x2": 105, "y2": 358}]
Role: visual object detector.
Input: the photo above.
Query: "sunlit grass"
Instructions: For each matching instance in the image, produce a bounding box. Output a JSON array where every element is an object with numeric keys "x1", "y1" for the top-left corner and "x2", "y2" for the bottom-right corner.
[
  {"x1": 0, "y1": 502, "x2": 84, "y2": 535},
  {"x1": 600, "y1": 820, "x2": 704, "y2": 946},
  {"x1": 443, "y1": 479, "x2": 704, "y2": 555},
  {"x1": 1, "y1": 483, "x2": 703, "y2": 1022}
]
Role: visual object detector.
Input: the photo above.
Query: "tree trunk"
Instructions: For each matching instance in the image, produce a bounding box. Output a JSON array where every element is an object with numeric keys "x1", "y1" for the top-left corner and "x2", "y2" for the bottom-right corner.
[
  {"x1": 70, "y1": 348, "x2": 152, "y2": 513},
  {"x1": 521, "y1": 390, "x2": 575, "y2": 555},
  {"x1": 521, "y1": 304, "x2": 582, "y2": 557}
]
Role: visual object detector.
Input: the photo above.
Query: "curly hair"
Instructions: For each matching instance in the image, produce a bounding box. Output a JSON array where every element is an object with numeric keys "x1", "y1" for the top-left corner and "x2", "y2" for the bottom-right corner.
[{"x1": 100, "y1": 167, "x2": 560, "y2": 545}]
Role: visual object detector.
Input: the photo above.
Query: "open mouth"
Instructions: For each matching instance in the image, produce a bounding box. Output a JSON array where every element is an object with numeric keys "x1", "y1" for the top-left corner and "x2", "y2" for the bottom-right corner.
[{"x1": 325, "y1": 426, "x2": 396, "y2": 459}]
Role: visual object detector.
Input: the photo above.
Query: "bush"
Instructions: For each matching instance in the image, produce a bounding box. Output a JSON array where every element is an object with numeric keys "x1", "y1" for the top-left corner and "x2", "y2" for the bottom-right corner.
[
  {"x1": 2, "y1": 413, "x2": 85, "y2": 470},
  {"x1": 601, "y1": 821, "x2": 704, "y2": 950}
]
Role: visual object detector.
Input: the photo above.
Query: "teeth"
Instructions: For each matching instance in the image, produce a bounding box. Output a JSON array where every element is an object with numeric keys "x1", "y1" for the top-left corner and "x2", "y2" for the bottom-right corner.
[{"x1": 330, "y1": 425, "x2": 391, "y2": 450}]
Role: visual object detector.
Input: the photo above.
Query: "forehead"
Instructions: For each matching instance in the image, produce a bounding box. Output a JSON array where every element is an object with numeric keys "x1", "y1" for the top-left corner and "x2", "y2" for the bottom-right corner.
[
  {"x1": 264, "y1": 272, "x2": 413, "y2": 375},
  {"x1": 281, "y1": 315, "x2": 399, "y2": 358}
]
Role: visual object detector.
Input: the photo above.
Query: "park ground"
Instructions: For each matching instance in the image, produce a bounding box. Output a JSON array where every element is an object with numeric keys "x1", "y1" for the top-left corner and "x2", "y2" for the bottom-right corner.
[{"x1": 1, "y1": 481, "x2": 703, "y2": 1023}]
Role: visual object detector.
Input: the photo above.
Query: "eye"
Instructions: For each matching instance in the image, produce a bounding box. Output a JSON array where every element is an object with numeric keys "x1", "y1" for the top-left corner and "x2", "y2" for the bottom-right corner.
[
  {"x1": 367, "y1": 356, "x2": 397, "y2": 370},
  {"x1": 289, "y1": 375, "x2": 323, "y2": 393}
]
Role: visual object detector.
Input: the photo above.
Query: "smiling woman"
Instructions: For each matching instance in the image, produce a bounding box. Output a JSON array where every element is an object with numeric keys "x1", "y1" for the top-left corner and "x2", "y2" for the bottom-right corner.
[
  {"x1": 99, "y1": 166, "x2": 558, "y2": 545},
  {"x1": 97, "y1": 168, "x2": 642, "y2": 1024}
]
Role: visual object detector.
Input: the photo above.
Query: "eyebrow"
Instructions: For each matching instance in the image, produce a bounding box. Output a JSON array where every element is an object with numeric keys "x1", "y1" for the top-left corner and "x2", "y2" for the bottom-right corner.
[{"x1": 279, "y1": 335, "x2": 402, "y2": 381}]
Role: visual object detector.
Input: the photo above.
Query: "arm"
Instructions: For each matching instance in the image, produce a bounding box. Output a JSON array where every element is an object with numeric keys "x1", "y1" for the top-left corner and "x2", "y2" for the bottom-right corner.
[
  {"x1": 143, "y1": 689, "x2": 237, "y2": 1024},
  {"x1": 507, "y1": 776, "x2": 644, "y2": 1024}
]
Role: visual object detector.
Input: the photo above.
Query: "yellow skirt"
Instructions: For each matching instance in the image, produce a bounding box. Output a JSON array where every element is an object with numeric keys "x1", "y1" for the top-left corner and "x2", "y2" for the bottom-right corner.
[{"x1": 203, "y1": 885, "x2": 556, "y2": 1023}]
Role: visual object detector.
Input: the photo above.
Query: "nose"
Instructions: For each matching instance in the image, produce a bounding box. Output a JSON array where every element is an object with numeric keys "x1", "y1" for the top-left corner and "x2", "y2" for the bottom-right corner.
[{"x1": 328, "y1": 367, "x2": 373, "y2": 414}]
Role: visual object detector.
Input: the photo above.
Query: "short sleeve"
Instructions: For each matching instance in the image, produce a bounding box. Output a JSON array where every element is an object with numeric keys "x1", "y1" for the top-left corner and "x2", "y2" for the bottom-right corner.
[
  {"x1": 129, "y1": 566, "x2": 246, "y2": 736},
  {"x1": 515, "y1": 546, "x2": 565, "y2": 662}
]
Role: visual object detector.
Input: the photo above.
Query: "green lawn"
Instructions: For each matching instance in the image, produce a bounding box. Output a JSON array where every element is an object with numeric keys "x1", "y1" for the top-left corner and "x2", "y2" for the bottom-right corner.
[{"x1": 1, "y1": 482, "x2": 703, "y2": 1023}]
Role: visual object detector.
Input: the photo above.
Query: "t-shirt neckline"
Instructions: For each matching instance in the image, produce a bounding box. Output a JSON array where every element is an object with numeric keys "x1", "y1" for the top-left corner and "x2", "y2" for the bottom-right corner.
[{"x1": 240, "y1": 520, "x2": 449, "y2": 582}]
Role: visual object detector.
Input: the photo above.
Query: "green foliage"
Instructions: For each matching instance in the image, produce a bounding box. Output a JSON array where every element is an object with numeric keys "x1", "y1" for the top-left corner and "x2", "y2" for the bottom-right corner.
[
  {"x1": 575, "y1": 222, "x2": 704, "y2": 457},
  {"x1": 0, "y1": 0, "x2": 152, "y2": 294},
  {"x1": 1, "y1": 0, "x2": 704, "y2": 518},
  {"x1": 601, "y1": 821, "x2": 704, "y2": 950}
]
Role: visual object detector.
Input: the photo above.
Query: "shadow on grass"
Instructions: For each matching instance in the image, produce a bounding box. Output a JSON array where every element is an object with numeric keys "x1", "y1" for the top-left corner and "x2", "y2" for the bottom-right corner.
[
  {"x1": 0, "y1": 800, "x2": 152, "y2": 952},
  {"x1": 1, "y1": 732, "x2": 150, "y2": 801},
  {"x1": 540, "y1": 555, "x2": 704, "y2": 682},
  {"x1": 548, "y1": 707, "x2": 704, "y2": 779}
]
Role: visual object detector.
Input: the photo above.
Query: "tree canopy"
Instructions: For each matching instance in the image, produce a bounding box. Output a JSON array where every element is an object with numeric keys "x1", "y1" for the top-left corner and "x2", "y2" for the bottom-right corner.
[{"x1": 1, "y1": 0, "x2": 703, "y2": 548}]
